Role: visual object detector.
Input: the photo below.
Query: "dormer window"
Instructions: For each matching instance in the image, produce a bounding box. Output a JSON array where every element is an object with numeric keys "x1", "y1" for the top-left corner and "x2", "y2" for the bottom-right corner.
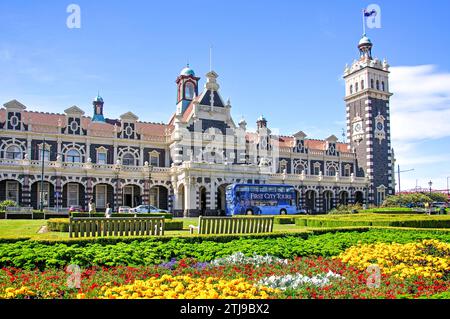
[{"x1": 125, "y1": 126, "x2": 133, "y2": 138}]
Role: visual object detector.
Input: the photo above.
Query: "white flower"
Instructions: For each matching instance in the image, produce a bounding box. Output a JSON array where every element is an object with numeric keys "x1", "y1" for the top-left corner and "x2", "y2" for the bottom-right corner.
[
  {"x1": 210, "y1": 252, "x2": 288, "y2": 267},
  {"x1": 257, "y1": 271, "x2": 344, "y2": 290}
]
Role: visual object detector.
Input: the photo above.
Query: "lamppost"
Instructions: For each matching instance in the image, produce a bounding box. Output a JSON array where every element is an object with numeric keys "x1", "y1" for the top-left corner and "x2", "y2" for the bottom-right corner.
[
  {"x1": 428, "y1": 180, "x2": 433, "y2": 194},
  {"x1": 113, "y1": 161, "x2": 121, "y2": 212},
  {"x1": 39, "y1": 138, "x2": 46, "y2": 212},
  {"x1": 146, "y1": 162, "x2": 153, "y2": 213}
]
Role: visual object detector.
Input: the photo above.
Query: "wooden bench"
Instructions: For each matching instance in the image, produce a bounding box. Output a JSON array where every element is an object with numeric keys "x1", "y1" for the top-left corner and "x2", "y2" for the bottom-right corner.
[
  {"x1": 69, "y1": 217, "x2": 165, "y2": 238},
  {"x1": 189, "y1": 216, "x2": 274, "y2": 235},
  {"x1": 5, "y1": 207, "x2": 34, "y2": 219}
]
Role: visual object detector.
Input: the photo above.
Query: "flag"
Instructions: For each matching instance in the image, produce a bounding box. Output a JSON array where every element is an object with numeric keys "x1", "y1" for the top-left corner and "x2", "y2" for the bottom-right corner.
[{"x1": 364, "y1": 9, "x2": 377, "y2": 17}]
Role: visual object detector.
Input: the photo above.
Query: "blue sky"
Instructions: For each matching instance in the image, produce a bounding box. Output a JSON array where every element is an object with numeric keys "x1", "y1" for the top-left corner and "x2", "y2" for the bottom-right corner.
[{"x1": 1, "y1": 0, "x2": 450, "y2": 191}]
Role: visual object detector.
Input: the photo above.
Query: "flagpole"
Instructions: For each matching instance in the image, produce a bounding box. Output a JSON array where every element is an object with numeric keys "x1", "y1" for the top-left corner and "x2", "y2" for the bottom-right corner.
[{"x1": 362, "y1": 9, "x2": 366, "y2": 35}]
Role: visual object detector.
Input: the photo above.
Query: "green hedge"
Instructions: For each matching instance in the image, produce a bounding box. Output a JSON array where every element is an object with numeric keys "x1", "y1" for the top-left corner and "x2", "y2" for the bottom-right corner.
[
  {"x1": 274, "y1": 217, "x2": 296, "y2": 224},
  {"x1": 294, "y1": 215, "x2": 450, "y2": 229},
  {"x1": 70, "y1": 212, "x2": 173, "y2": 219},
  {"x1": 47, "y1": 218, "x2": 183, "y2": 233}
]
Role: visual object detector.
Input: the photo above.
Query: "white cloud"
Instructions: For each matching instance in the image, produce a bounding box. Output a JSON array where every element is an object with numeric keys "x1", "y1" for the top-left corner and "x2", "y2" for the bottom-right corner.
[{"x1": 390, "y1": 65, "x2": 450, "y2": 190}]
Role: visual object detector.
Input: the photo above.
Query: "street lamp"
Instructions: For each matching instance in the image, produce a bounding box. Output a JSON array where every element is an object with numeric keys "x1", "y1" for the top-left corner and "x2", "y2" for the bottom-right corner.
[
  {"x1": 113, "y1": 161, "x2": 121, "y2": 212},
  {"x1": 145, "y1": 162, "x2": 153, "y2": 213},
  {"x1": 428, "y1": 180, "x2": 433, "y2": 194}
]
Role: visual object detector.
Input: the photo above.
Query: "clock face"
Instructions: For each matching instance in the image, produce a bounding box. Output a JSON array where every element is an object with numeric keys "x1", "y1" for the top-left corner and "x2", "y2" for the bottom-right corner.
[
  {"x1": 353, "y1": 122, "x2": 363, "y2": 133},
  {"x1": 376, "y1": 122, "x2": 384, "y2": 131}
]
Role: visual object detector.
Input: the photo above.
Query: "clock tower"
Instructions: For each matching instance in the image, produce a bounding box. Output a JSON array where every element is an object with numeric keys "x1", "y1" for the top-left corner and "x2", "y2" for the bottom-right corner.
[{"x1": 344, "y1": 34, "x2": 394, "y2": 205}]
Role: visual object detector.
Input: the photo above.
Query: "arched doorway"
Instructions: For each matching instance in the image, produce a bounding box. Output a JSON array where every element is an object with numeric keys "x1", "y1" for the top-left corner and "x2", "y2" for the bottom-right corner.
[
  {"x1": 93, "y1": 183, "x2": 114, "y2": 212},
  {"x1": 199, "y1": 187, "x2": 207, "y2": 215},
  {"x1": 216, "y1": 184, "x2": 229, "y2": 215},
  {"x1": 149, "y1": 185, "x2": 169, "y2": 210},
  {"x1": 323, "y1": 190, "x2": 334, "y2": 212},
  {"x1": 122, "y1": 184, "x2": 141, "y2": 208},
  {"x1": 305, "y1": 190, "x2": 316, "y2": 214},
  {"x1": 31, "y1": 181, "x2": 54, "y2": 209},
  {"x1": 355, "y1": 191, "x2": 364, "y2": 205},
  {"x1": 295, "y1": 189, "x2": 301, "y2": 209},
  {"x1": 0, "y1": 179, "x2": 22, "y2": 205},
  {"x1": 177, "y1": 184, "x2": 185, "y2": 212},
  {"x1": 62, "y1": 182, "x2": 85, "y2": 210},
  {"x1": 339, "y1": 191, "x2": 349, "y2": 206}
]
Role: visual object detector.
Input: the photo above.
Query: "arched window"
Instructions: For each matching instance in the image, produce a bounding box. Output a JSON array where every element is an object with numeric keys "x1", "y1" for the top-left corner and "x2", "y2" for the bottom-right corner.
[
  {"x1": 376, "y1": 80, "x2": 380, "y2": 90},
  {"x1": 327, "y1": 167, "x2": 336, "y2": 177},
  {"x1": 294, "y1": 164, "x2": 305, "y2": 175},
  {"x1": 66, "y1": 149, "x2": 81, "y2": 163},
  {"x1": 5, "y1": 145, "x2": 22, "y2": 159},
  {"x1": 185, "y1": 82, "x2": 195, "y2": 100},
  {"x1": 371, "y1": 79, "x2": 374, "y2": 89},
  {"x1": 349, "y1": 85, "x2": 353, "y2": 95},
  {"x1": 361, "y1": 80, "x2": 365, "y2": 90},
  {"x1": 382, "y1": 81, "x2": 385, "y2": 91},
  {"x1": 355, "y1": 82, "x2": 359, "y2": 92},
  {"x1": 122, "y1": 153, "x2": 135, "y2": 166}
]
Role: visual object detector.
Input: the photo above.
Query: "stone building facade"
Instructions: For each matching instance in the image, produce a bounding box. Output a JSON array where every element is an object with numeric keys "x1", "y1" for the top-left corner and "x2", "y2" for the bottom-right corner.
[{"x1": 0, "y1": 35, "x2": 394, "y2": 216}]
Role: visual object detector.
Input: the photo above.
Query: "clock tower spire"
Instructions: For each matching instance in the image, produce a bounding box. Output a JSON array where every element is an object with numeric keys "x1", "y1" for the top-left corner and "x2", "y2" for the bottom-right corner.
[{"x1": 344, "y1": 34, "x2": 394, "y2": 205}]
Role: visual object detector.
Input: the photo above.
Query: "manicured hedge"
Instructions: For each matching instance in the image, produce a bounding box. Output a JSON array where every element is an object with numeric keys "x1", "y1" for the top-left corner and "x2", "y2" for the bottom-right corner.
[
  {"x1": 295, "y1": 214, "x2": 450, "y2": 229},
  {"x1": 70, "y1": 212, "x2": 173, "y2": 219},
  {"x1": 47, "y1": 218, "x2": 183, "y2": 233},
  {"x1": 1, "y1": 228, "x2": 450, "y2": 269},
  {"x1": 274, "y1": 217, "x2": 296, "y2": 224}
]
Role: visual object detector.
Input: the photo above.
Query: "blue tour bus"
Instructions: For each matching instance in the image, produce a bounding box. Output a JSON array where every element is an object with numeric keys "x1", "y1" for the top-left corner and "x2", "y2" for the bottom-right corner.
[{"x1": 225, "y1": 183, "x2": 298, "y2": 215}]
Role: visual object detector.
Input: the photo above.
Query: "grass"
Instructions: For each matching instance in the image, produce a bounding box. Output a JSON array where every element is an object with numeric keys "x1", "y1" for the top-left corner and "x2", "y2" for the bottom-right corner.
[{"x1": 0, "y1": 213, "x2": 448, "y2": 240}]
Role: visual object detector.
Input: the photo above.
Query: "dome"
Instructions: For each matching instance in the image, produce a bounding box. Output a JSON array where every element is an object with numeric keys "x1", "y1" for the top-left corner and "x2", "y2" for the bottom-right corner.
[
  {"x1": 180, "y1": 64, "x2": 195, "y2": 76},
  {"x1": 94, "y1": 95, "x2": 103, "y2": 103},
  {"x1": 358, "y1": 35, "x2": 372, "y2": 47}
]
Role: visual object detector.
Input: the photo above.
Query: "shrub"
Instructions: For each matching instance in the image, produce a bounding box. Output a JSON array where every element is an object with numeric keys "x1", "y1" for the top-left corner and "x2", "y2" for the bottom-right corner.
[
  {"x1": 274, "y1": 217, "x2": 296, "y2": 224},
  {"x1": 382, "y1": 193, "x2": 433, "y2": 207},
  {"x1": 70, "y1": 212, "x2": 173, "y2": 219},
  {"x1": 328, "y1": 204, "x2": 362, "y2": 215},
  {"x1": 47, "y1": 219, "x2": 69, "y2": 232},
  {"x1": 0, "y1": 200, "x2": 17, "y2": 212},
  {"x1": 47, "y1": 218, "x2": 182, "y2": 232}
]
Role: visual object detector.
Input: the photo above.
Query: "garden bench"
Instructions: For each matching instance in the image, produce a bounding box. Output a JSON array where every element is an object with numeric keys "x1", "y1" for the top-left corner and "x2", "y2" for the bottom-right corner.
[
  {"x1": 189, "y1": 216, "x2": 274, "y2": 235},
  {"x1": 69, "y1": 216, "x2": 165, "y2": 238},
  {"x1": 5, "y1": 206, "x2": 34, "y2": 219}
]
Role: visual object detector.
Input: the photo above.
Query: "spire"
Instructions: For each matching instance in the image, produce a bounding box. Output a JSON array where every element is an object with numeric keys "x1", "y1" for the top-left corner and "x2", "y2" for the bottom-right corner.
[{"x1": 92, "y1": 93, "x2": 105, "y2": 122}]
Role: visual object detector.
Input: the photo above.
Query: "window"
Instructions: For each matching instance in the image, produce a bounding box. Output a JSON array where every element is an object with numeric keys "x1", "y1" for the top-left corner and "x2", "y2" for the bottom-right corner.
[
  {"x1": 150, "y1": 152, "x2": 159, "y2": 167},
  {"x1": 294, "y1": 164, "x2": 305, "y2": 175},
  {"x1": 344, "y1": 165, "x2": 351, "y2": 177},
  {"x1": 349, "y1": 85, "x2": 353, "y2": 95},
  {"x1": 382, "y1": 81, "x2": 385, "y2": 91},
  {"x1": 279, "y1": 160, "x2": 287, "y2": 174},
  {"x1": 355, "y1": 82, "x2": 359, "y2": 92},
  {"x1": 122, "y1": 153, "x2": 135, "y2": 166},
  {"x1": 361, "y1": 80, "x2": 364, "y2": 90},
  {"x1": 66, "y1": 149, "x2": 81, "y2": 163},
  {"x1": 67, "y1": 183, "x2": 79, "y2": 206},
  {"x1": 327, "y1": 167, "x2": 337, "y2": 177},
  {"x1": 377, "y1": 187, "x2": 386, "y2": 206},
  {"x1": 38, "y1": 182, "x2": 50, "y2": 207},
  {"x1": 371, "y1": 79, "x2": 374, "y2": 89},
  {"x1": 6, "y1": 181, "x2": 19, "y2": 203},
  {"x1": 313, "y1": 164, "x2": 321, "y2": 175},
  {"x1": 376, "y1": 80, "x2": 380, "y2": 90},
  {"x1": 185, "y1": 82, "x2": 195, "y2": 100},
  {"x1": 5, "y1": 145, "x2": 22, "y2": 160},
  {"x1": 96, "y1": 185, "x2": 107, "y2": 209},
  {"x1": 97, "y1": 152, "x2": 107, "y2": 164}
]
